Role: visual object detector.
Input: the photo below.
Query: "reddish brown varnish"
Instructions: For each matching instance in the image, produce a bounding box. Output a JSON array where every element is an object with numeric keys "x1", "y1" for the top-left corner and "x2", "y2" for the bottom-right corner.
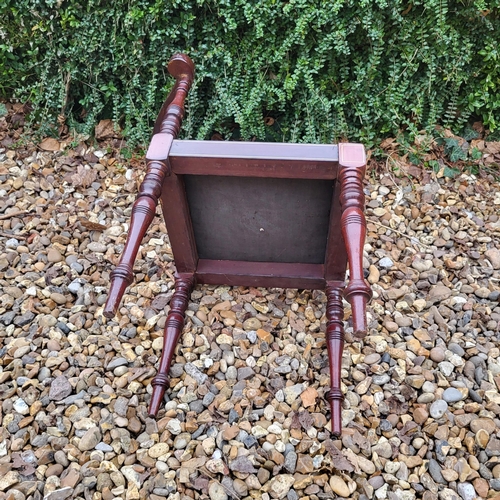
[{"x1": 104, "y1": 53, "x2": 372, "y2": 437}]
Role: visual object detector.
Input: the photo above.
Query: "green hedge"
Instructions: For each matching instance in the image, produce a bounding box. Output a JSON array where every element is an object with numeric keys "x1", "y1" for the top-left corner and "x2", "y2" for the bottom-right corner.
[{"x1": 1, "y1": 0, "x2": 499, "y2": 146}]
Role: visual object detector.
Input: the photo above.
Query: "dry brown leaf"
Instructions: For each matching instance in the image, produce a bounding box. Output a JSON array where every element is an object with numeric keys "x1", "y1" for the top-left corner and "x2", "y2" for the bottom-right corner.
[
  {"x1": 95, "y1": 119, "x2": 121, "y2": 140},
  {"x1": 485, "y1": 142, "x2": 500, "y2": 155},
  {"x1": 71, "y1": 165, "x2": 97, "y2": 188},
  {"x1": 380, "y1": 137, "x2": 396, "y2": 149},
  {"x1": 39, "y1": 137, "x2": 61, "y2": 151},
  {"x1": 324, "y1": 439, "x2": 355, "y2": 472},
  {"x1": 471, "y1": 139, "x2": 486, "y2": 151},
  {"x1": 79, "y1": 219, "x2": 109, "y2": 231}
]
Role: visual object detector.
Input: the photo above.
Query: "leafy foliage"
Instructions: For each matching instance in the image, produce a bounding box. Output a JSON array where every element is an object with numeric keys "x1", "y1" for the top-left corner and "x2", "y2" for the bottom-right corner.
[{"x1": 1, "y1": 0, "x2": 499, "y2": 146}]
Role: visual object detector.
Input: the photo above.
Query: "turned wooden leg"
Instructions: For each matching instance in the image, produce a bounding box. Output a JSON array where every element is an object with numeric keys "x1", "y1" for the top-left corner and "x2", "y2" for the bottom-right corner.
[
  {"x1": 149, "y1": 274, "x2": 195, "y2": 416},
  {"x1": 103, "y1": 157, "x2": 169, "y2": 319},
  {"x1": 338, "y1": 143, "x2": 372, "y2": 338},
  {"x1": 325, "y1": 283, "x2": 345, "y2": 437},
  {"x1": 103, "y1": 54, "x2": 195, "y2": 319}
]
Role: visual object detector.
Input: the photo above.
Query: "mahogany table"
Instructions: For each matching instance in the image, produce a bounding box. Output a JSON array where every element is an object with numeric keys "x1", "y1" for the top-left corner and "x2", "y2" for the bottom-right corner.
[{"x1": 104, "y1": 54, "x2": 372, "y2": 436}]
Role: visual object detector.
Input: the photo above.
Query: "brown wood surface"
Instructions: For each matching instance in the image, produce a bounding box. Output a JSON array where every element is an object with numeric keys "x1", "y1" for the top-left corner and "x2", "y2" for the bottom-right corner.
[
  {"x1": 160, "y1": 172, "x2": 198, "y2": 274},
  {"x1": 104, "y1": 54, "x2": 194, "y2": 318},
  {"x1": 324, "y1": 179, "x2": 348, "y2": 280},
  {"x1": 325, "y1": 284, "x2": 345, "y2": 437},
  {"x1": 195, "y1": 259, "x2": 326, "y2": 289},
  {"x1": 169, "y1": 140, "x2": 339, "y2": 179}
]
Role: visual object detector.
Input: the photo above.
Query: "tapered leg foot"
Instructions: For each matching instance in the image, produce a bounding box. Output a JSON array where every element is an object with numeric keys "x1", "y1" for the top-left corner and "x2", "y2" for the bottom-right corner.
[
  {"x1": 325, "y1": 284, "x2": 345, "y2": 437},
  {"x1": 149, "y1": 274, "x2": 195, "y2": 416}
]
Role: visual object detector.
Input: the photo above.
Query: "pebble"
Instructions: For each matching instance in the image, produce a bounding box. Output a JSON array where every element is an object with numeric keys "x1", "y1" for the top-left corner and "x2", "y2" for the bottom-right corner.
[
  {"x1": 442, "y1": 388, "x2": 464, "y2": 403},
  {"x1": 49, "y1": 376, "x2": 73, "y2": 401},
  {"x1": 78, "y1": 427, "x2": 101, "y2": 451},
  {"x1": 329, "y1": 476, "x2": 350, "y2": 497},
  {"x1": 456, "y1": 482, "x2": 476, "y2": 500},
  {"x1": 430, "y1": 400, "x2": 448, "y2": 419},
  {"x1": 208, "y1": 482, "x2": 227, "y2": 500}
]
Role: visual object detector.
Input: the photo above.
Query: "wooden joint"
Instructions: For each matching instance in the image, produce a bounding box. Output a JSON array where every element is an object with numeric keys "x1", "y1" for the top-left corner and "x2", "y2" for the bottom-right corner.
[
  {"x1": 110, "y1": 263, "x2": 133, "y2": 282},
  {"x1": 151, "y1": 373, "x2": 170, "y2": 389},
  {"x1": 344, "y1": 279, "x2": 372, "y2": 302},
  {"x1": 341, "y1": 210, "x2": 366, "y2": 227},
  {"x1": 326, "y1": 328, "x2": 344, "y2": 342},
  {"x1": 326, "y1": 388, "x2": 344, "y2": 402}
]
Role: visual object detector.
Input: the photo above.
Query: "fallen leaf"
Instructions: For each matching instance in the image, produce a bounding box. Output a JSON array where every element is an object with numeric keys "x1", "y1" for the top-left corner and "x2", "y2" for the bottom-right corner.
[
  {"x1": 39, "y1": 137, "x2": 60, "y2": 151},
  {"x1": 485, "y1": 142, "x2": 500, "y2": 155},
  {"x1": 380, "y1": 137, "x2": 396, "y2": 149},
  {"x1": 79, "y1": 219, "x2": 109, "y2": 231},
  {"x1": 342, "y1": 448, "x2": 361, "y2": 474},
  {"x1": 324, "y1": 439, "x2": 355, "y2": 472},
  {"x1": 71, "y1": 165, "x2": 97, "y2": 188},
  {"x1": 95, "y1": 119, "x2": 121, "y2": 140},
  {"x1": 351, "y1": 430, "x2": 370, "y2": 452},
  {"x1": 385, "y1": 396, "x2": 409, "y2": 415},
  {"x1": 471, "y1": 139, "x2": 486, "y2": 151},
  {"x1": 398, "y1": 421, "x2": 419, "y2": 445},
  {"x1": 298, "y1": 410, "x2": 314, "y2": 431},
  {"x1": 300, "y1": 386, "x2": 318, "y2": 408}
]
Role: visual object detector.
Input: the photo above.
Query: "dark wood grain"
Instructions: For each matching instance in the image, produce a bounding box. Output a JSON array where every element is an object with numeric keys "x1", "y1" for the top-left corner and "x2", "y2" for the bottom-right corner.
[
  {"x1": 149, "y1": 274, "x2": 195, "y2": 416},
  {"x1": 160, "y1": 173, "x2": 198, "y2": 273},
  {"x1": 325, "y1": 283, "x2": 345, "y2": 437},
  {"x1": 169, "y1": 140, "x2": 339, "y2": 179},
  {"x1": 195, "y1": 259, "x2": 325, "y2": 289},
  {"x1": 338, "y1": 143, "x2": 373, "y2": 337},
  {"x1": 104, "y1": 54, "x2": 193, "y2": 318}
]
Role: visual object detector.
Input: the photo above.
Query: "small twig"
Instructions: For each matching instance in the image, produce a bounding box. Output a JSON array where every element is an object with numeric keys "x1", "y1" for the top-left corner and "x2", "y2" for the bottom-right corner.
[
  {"x1": 0, "y1": 231, "x2": 27, "y2": 239},
  {"x1": 369, "y1": 220, "x2": 431, "y2": 249},
  {"x1": 199, "y1": 467, "x2": 241, "y2": 500},
  {"x1": 0, "y1": 210, "x2": 28, "y2": 220}
]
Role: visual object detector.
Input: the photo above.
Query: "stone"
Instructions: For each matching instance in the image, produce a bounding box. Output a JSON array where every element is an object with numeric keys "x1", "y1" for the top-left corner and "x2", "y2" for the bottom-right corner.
[
  {"x1": 485, "y1": 248, "x2": 500, "y2": 269},
  {"x1": 208, "y1": 482, "x2": 228, "y2": 500},
  {"x1": 471, "y1": 418, "x2": 496, "y2": 434},
  {"x1": 284, "y1": 451, "x2": 297, "y2": 473},
  {"x1": 295, "y1": 455, "x2": 313, "y2": 474},
  {"x1": 429, "y1": 285, "x2": 452, "y2": 302},
  {"x1": 45, "y1": 488, "x2": 74, "y2": 500},
  {"x1": 456, "y1": 482, "x2": 476, "y2": 500},
  {"x1": 329, "y1": 476, "x2": 350, "y2": 497},
  {"x1": 49, "y1": 376, "x2": 73, "y2": 401},
  {"x1": 243, "y1": 318, "x2": 262, "y2": 331},
  {"x1": 413, "y1": 407, "x2": 429, "y2": 425},
  {"x1": 430, "y1": 347, "x2": 446, "y2": 363},
  {"x1": 443, "y1": 388, "x2": 464, "y2": 403},
  {"x1": 428, "y1": 459, "x2": 446, "y2": 484},
  {"x1": 0, "y1": 472, "x2": 20, "y2": 492},
  {"x1": 283, "y1": 384, "x2": 304, "y2": 404},
  {"x1": 379, "y1": 257, "x2": 393, "y2": 268},
  {"x1": 78, "y1": 427, "x2": 101, "y2": 451},
  {"x1": 267, "y1": 475, "x2": 295, "y2": 499},
  {"x1": 47, "y1": 248, "x2": 63, "y2": 262},
  {"x1": 430, "y1": 400, "x2": 448, "y2": 419}
]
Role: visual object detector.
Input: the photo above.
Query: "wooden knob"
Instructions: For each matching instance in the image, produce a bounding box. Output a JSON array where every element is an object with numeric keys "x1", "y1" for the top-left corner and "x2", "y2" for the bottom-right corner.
[{"x1": 167, "y1": 53, "x2": 195, "y2": 83}]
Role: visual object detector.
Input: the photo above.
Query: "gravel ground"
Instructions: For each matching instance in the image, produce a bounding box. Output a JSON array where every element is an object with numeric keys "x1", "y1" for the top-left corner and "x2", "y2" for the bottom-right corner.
[{"x1": 1, "y1": 140, "x2": 500, "y2": 500}]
